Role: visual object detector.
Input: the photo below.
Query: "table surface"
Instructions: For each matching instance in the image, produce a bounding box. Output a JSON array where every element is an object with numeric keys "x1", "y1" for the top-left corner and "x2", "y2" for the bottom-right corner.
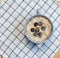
[{"x1": 0, "y1": 0, "x2": 60, "y2": 58}]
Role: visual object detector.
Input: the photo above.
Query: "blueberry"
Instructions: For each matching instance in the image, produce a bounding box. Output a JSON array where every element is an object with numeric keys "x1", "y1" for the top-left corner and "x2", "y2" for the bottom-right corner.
[
  {"x1": 30, "y1": 28, "x2": 34, "y2": 32},
  {"x1": 38, "y1": 32, "x2": 42, "y2": 37},
  {"x1": 41, "y1": 26, "x2": 46, "y2": 31},
  {"x1": 38, "y1": 21, "x2": 42, "y2": 26},
  {"x1": 34, "y1": 22, "x2": 38, "y2": 26},
  {"x1": 35, "y1": 28, "x2": 39, "y2": 32}
]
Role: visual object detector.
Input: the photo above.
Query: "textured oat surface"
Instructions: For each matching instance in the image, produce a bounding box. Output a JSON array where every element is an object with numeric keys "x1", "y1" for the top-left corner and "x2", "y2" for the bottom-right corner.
[{"x1": 27, "y1": 16, "x2": 52, "y2": 42}]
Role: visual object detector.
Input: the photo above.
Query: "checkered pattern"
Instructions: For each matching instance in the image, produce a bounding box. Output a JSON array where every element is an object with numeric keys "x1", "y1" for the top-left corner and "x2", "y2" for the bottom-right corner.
[{"x1": 0, "y1": 0, "x2": 60, "y2": 58}]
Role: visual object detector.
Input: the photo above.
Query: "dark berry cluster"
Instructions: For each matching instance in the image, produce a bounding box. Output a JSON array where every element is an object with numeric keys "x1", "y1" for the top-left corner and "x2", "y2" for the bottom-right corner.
[{"x1": 30, "y1": 21, "x2": 46, "y2": 37}]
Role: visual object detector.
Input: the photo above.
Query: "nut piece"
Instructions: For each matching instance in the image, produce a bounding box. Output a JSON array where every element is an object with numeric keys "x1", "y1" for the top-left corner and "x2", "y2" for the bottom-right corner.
[
  {"x1": 54, "y1": 50, "x2": 60, "y2": 58},
  {"x1": 0, "y1": 55, "x2": 3, "y2": 58}
]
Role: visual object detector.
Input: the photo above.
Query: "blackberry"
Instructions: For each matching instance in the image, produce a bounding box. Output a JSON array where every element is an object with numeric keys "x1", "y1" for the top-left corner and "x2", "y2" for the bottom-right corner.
[
  {"x1": 38, "y1": 32, "x2": 43, "y2": 37},
  {"x1": 38, "y1": 21, "x2": 42, "y2": 26},
  {"x1": 33, "y1": 33, "x2": 37, "y2": 36},
  {"x1": 31, "y1": 28, "x2": 34, "y2": 32},
  {"x1": 41, "y1": 26, "x2": 46, "y2": 31},
  {"x1": 34, "y1": 22, "x2": 38, "y2": 27},
  {"x1": 35, "y1": 28, "x2": 39, "y2": 33}
]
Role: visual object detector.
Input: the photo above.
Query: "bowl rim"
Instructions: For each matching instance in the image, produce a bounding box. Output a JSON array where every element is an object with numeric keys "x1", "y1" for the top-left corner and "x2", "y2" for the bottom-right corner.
[{"x1": 24, "y1": 15, "x2": 53, "y2": 44}]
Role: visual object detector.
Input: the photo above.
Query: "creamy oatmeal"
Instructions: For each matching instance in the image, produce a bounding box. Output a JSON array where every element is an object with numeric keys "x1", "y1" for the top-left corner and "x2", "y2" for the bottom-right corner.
[{"x1": 26, "y1": 16, "x2": 52, "y2": 42}]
